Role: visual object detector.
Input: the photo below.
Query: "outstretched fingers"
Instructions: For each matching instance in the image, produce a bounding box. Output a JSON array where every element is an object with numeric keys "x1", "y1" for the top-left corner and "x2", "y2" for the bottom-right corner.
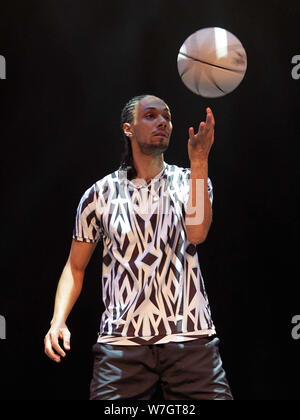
[
  {"x1": 205, "y1": 107, "x2": 215, "y2": 128},
  {"x1": 189, "y1": 107, "x2": 215, "y2": 144}
]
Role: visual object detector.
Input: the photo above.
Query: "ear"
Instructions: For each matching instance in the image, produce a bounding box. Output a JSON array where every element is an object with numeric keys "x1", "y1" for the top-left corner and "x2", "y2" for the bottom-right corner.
[{"x1": 123, "y1": 123, "x2": 133, "y2": 138}]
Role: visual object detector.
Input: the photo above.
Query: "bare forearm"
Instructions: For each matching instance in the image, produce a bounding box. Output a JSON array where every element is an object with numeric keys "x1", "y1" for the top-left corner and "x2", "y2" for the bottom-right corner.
[
  {"x1": 186, "y1": 107, "x2": 214, "y2": 244},
  {"x1": 185, "y1": 159, "x2": 212, "y2": 244},
  {"x1": 51, "y1": 261, "x2": 85, "y2": 325},
  {"x1": 45, "y1": 240, "x2": 96, "y2": 362}
]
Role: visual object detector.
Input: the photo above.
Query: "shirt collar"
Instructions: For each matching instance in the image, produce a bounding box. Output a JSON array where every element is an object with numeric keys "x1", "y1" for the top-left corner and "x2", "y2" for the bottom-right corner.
[{"x1": 118, "y1": 162, "x2": 167, "y2": 188}]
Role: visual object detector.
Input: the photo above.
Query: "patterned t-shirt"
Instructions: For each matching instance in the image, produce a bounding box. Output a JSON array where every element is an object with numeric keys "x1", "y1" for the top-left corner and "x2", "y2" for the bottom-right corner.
[{"x1": 73, "y1": 161, "x2": 216, "y2": 345}]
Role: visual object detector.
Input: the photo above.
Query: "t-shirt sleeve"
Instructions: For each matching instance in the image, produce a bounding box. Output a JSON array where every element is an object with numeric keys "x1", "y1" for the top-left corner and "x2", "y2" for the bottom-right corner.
[{"x1": 72, "y1": 183, "x2": 102, "y2": 243}]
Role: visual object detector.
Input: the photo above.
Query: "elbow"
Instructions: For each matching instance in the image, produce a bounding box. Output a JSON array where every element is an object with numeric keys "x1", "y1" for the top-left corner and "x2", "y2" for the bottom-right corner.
[
  {"x1": 186, "y1": 217, "x2": 212, "y2": 245},
  {"x1": 186, "y1": 232, "x2": 208, "y2": 245},
  {"x1": 186, "y1": 224, "x2": 211, "y2": 245},
  {"x1": 67, "y1": 258, "x2": 86, "y2": 278}
]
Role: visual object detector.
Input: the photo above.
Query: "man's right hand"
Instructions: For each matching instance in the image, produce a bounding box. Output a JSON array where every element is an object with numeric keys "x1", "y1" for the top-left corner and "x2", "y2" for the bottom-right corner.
[
  {"x1": 44, "y1": 240, "x2": 97, "y2": 363},
  {"x1": 44, "y1": 323, "x2": 71, "y2": 363}
]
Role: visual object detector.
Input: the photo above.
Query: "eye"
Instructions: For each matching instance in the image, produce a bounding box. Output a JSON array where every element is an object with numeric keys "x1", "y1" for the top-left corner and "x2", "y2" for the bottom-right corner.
[{"x1": 145, "y1": 113, "x2": 154, "y2": 119}]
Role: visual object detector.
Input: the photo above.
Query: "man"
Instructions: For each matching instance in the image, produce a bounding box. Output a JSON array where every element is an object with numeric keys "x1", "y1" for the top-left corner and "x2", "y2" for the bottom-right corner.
[{"x1": 44, "y1": 94, "x2": 233, "y2": 400}]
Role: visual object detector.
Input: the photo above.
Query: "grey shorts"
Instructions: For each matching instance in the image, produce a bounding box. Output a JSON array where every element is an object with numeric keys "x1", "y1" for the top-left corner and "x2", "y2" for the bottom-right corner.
[{"x1": 89, "y1": 336, "x2": 233, "y2": 400}]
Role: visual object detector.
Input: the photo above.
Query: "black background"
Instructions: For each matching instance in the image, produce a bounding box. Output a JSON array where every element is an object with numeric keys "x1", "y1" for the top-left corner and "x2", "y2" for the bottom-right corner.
[{"x1": 0, "y1": 0, "x2": 299, "y2": 400}]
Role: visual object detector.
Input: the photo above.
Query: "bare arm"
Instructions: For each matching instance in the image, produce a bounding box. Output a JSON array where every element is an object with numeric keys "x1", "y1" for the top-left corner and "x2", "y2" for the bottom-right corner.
[
  {"x1": 185, "y1": 160, "x2": 212, "y2": 244},
  {"x1": 44, "y1": 239, "x2": 97, "y2": 363},
  {"x1": 186, "y1": 107, "x2": 215, "y2": 244}
]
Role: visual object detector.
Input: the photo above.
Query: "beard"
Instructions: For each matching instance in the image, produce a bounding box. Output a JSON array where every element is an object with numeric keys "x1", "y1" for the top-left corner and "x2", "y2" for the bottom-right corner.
[{"x1": 137, "y1": 138, "x2": 169, "y2": 156}]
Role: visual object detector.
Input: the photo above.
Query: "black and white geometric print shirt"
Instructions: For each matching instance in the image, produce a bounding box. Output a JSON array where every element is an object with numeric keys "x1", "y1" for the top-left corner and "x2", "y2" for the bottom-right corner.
[{"x1": 73, "y1": 161, "x2": 216, "y2": 345}]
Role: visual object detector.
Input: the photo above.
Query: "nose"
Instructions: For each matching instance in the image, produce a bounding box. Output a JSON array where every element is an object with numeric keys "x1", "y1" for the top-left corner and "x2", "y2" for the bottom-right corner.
[{"x1": 157, "y1": 115, "x2": 168, "y2": 128}]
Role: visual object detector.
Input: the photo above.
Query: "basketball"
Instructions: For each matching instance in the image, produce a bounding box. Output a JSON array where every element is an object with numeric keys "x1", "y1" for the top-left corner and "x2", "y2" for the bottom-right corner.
[{"x1": 177, "y1": 27, "x2": 247, "y2": 98}]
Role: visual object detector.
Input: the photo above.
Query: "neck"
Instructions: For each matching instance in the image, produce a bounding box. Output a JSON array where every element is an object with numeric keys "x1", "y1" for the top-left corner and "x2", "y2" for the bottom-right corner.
[{"x1": 132, "y1": 154, "x2": 164, "y2": 182}]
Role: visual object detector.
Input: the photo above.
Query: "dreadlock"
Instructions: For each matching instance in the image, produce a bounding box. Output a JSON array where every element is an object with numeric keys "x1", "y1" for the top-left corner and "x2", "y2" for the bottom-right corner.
[{"x1": 119, "y1": 94, "x2": 152, "y2": 180}]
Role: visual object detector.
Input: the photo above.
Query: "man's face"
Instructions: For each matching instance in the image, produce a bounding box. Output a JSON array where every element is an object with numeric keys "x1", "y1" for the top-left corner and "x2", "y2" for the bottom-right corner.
[{"x1": 125, "y1": 96, "x2": 173, "y2": 156}]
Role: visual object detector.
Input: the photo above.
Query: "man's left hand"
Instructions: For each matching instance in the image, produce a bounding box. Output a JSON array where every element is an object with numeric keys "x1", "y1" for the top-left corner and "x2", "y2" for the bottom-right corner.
[{"x1": 188, "y1": 107, "x2": 215, "y2": 163}]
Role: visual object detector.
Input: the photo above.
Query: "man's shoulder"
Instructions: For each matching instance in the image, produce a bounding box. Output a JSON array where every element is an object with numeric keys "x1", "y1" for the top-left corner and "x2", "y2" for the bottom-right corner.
[
  {"x1": 166, "y1": 162, "x2": 190, "y2": 171},
  {"x1": 165, "y1": 162, "x2": 191, "y2": 178},
  {"x1": 92, "y1": 168, "x2": 120, "y2": 188},
  {"x1": 79, "y1": 168, "x2": 119, "y2": 199},
  {"x1": 165, "y1": 163, "x2": 213, "y2": 192}
]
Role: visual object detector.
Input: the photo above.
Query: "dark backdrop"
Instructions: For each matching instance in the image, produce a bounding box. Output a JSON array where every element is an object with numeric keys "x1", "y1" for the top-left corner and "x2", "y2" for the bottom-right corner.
[{"x1": 0, "y1": 0, "x2": 299, "y2": 400}]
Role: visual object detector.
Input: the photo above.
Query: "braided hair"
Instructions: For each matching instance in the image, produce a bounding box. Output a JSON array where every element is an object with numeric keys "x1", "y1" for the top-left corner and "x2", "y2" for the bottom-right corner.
[{"x1": 119, "y1": 94, "x2": 151, "y2": 180}]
